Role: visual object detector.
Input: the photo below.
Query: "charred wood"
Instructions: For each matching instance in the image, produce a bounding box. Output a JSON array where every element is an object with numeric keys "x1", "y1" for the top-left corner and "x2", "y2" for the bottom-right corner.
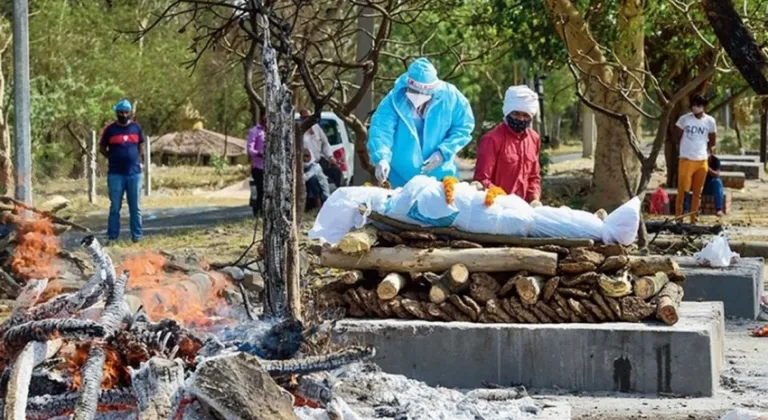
[{"x1": 259, "y1": 346, "x2": 375, "y2": 376}]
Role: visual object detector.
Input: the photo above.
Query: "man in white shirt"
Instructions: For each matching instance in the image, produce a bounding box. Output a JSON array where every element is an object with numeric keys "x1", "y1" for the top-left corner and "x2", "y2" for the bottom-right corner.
[
  {"x1": 299, "y1": 109, "x2": 343, "y2": 188},
  {"x1": 674, "y1": 94, "x2": 717, "y2": 222}
]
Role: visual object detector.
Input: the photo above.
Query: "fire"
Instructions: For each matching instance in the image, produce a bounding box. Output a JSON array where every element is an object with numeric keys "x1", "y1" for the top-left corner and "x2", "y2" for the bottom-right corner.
[
  {"x1": 8, "y1": 211, "x2": 60, "y2": 281},
  {"x1": 64, "y1": 343, "x2": 129, "y2": 390},
  {"x1": 118, "y1": 252, "x2": 230, "y2": 327}
]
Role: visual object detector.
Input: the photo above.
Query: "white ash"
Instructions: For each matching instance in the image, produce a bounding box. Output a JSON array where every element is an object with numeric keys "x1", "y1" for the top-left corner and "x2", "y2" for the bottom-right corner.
[{"x1": 295, "y1": 363, "x2": 571, "y2": 420}]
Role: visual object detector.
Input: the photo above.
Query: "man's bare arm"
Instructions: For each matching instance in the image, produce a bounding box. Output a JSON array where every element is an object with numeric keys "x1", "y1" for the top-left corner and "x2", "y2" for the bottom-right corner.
[
  {"x1": 99, "y1": 144, "x2": 109, "y2": 158},
  {"x1": 708, "y1": 133, "x2": 716, "y2": 151},
  {"x1": 673, "y1": 127, "x2": 684, "y2": 144}
]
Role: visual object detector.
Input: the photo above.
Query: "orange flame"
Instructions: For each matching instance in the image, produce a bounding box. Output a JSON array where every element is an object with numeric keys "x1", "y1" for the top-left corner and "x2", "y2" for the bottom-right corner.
[
  {"x1": 9, "y1": 212, "x2": 60, "y2": 281},
  {"x1": 118, "y1": 252, "x2": 230, "y2": 327},
  {"x1": 64, "y1": 344, "x2": 129, "y2": 390}
]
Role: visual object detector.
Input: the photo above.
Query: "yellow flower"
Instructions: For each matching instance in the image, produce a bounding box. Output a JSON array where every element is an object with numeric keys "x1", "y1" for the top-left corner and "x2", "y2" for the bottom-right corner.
[
  {"x1": 442, "y1": 176, "x2": 459, "y2": 204},
  {"x1": 484, "y1": 186, "x2": 506, "y2": 207}
]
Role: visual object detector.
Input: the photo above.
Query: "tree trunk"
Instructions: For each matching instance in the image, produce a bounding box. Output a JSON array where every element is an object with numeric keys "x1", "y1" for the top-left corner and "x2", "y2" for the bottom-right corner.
[
  {"x1": 321, "y1": 246, "x2": 559, "y2": 275},
  {"x1": 0, "y1": 35, "x2": 12, "y2": 196},
  {"x1": 262, "y1": 28, "x2": 301, "y2": 320},
  {"x1": 701, "y1": 0, "x2": 768, "y2": 95}
]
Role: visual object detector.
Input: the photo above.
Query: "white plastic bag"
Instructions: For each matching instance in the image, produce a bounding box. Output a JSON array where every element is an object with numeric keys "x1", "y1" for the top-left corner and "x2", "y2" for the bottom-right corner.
[
  {"x1": 694, "y1": 233, "x2": 739, "y2": 268},
  {"x1": 601, "y1": 197, "x2": 641, "y2": 245}
]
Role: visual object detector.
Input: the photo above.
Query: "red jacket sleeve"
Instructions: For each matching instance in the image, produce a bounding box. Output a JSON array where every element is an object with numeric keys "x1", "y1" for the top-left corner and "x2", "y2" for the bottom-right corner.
[
  {"x1": 473, "y1": 131, "x2": 498, "y2": 189},
  {"x1": 526, "y1": 132, "x2": 542, "y2": 202}
]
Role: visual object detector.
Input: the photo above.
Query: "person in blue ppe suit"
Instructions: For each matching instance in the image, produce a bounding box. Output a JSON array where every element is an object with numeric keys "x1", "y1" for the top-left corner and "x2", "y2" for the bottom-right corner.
[{"x1": 368, "y1": 57, "x2": 475, "y2": 187}]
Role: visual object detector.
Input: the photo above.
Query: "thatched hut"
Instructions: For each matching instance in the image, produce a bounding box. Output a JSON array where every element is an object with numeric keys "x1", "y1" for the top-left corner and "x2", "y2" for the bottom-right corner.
[{"x1": 150, "y1": 104, "x2": 248, "y2": 165}]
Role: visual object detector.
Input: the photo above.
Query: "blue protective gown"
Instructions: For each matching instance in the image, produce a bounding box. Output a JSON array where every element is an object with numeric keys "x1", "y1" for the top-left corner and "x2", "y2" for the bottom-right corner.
[{"x1": 367, "y1": 66, "x2": 475, "y2": 188}]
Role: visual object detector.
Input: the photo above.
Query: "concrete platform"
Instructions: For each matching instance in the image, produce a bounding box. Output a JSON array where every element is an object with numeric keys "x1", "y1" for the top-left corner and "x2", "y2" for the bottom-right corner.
[
  {"x1": 336, "y1": 302, "x2": 724, "y2": 397},
  {"x1": 675, "y1": 256, "x2": 764, "y2": 319},
  {"x1": 720, "y1": 162, "x2": 763, "y2": 179},
  {"x1": 719, "y1": 154, "x2": 760, "y2": 163}
]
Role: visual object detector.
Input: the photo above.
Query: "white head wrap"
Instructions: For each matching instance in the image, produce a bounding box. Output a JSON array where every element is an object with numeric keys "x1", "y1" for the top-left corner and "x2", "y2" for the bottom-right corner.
[{"x1": 502, "y1": 85, "x2": 539, "y2": 118}]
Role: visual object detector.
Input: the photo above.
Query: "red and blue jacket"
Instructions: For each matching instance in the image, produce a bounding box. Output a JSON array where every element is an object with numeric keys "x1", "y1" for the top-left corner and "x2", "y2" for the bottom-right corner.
[{"x1": 100, "y1": 121, "x2": 145, "y2": 175}]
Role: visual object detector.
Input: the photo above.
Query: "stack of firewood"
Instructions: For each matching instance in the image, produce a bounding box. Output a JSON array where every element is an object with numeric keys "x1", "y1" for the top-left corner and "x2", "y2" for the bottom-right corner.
[{"x1": 318, "y1": 211, "x2": 687, "y2": 326}]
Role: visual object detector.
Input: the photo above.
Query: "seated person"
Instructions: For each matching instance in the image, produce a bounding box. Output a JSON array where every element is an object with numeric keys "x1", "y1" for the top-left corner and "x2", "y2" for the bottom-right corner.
[
  {"x1": 303, "y1": 148, "x2": 330, "y2": 211},
  {"x1": 300, "y1": 109, "x2": 344, "y2": 188},
  {"x1": 684, "y1": 148, "x2": 724, "y2": 217}
]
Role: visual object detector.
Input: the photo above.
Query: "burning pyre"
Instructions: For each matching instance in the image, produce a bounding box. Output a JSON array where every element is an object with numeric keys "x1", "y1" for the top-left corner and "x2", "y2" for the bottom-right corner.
[{"x1": 0, "y1": 236, "x2": 375, "y2": 419}]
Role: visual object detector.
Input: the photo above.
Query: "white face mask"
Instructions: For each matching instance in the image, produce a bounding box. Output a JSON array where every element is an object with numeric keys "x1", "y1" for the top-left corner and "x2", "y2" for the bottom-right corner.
[
  {"x1": 691, "y1": 105, "x2": 704, "y2": 115},
  {"x1": 406, "y1": 92, "x2": 431, "y2": 109}
]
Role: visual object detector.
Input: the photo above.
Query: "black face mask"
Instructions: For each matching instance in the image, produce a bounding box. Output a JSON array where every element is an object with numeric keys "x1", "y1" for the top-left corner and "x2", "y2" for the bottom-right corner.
[
  {"x1": 117, "y1": 115, "x2": 130, "y2": 124},
  {"x1": 505, "y1": 115, "x2": 531, "y2": 133}
]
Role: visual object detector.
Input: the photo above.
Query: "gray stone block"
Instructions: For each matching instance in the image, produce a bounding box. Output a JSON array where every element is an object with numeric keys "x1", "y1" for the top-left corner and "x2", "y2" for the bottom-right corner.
[
  {"x1": 718, "y1": 154, "x2": 760, "y2": 163},
  {"x1": 675, "y1": 256, "x2": 763, "y2": 319},
  {"x1": 720, "y1": 162, "x2": 763, "y2": 179},
  {"x1": 336, "y1": 302, "x2": 724, "y2": 397}
]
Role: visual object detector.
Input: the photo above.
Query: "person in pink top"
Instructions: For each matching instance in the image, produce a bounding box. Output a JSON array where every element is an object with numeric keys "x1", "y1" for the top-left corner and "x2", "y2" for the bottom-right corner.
[
  {"x1": 473, "y1": 85, "x2": 542, "y2": 206},
  {"x1": 247, "y1": 114, "x2": 266, "y2": 217}
]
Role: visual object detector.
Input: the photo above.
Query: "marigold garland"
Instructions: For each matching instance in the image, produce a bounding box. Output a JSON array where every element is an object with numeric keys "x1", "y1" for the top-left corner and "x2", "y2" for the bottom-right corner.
[
  {"x1": 484, "y1": 186, "x2": 506, "y2": 207},
  {"x1": 442, "y1": 176, "x2": 459, "y2": 204}
]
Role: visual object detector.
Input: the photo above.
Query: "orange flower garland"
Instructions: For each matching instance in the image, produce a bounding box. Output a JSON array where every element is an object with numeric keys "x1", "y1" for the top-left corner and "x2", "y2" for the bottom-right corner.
[
  {"x1": 484, "y1": 186, "x2": 506, "y2": 207},
  {"x1": 442, "y1": 176, "x2": 459, "y2": 204}
]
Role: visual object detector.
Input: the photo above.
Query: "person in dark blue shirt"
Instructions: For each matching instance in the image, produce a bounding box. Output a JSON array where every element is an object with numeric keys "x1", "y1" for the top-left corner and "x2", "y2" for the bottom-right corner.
[
  {"x1": 684, "y1": 148, "x2": 725, "y2": 217},
  {"x1": 100, "y1": 99, "x2": 145, "y2": 243}
]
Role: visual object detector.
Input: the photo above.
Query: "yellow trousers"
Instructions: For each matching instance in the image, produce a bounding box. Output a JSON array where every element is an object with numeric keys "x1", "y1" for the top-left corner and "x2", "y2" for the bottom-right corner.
[{"x1": 676, "y1": 158, "x2": 708, "y2": 222}]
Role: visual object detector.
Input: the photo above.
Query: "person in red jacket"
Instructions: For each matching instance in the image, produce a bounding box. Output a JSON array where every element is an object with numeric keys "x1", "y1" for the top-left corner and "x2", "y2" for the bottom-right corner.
[{"x1": 473, "y1": 85, "x2": 542, "y2": 206}]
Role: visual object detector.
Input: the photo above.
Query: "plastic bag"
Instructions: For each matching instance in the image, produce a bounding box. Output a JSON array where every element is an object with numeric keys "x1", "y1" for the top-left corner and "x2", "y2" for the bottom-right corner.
[
  {"x1": 719, "y1": 409, "x2": 768, "y2": 420},
  {"x1": 308, "y1": 186, "x2": 393, "y2": 245},
  {"x1": 601, "y1": 197, "x2": 641, "y2": 245},
  {"x1": 694, "y1": 232, "x2": 739, "y2": 268}
]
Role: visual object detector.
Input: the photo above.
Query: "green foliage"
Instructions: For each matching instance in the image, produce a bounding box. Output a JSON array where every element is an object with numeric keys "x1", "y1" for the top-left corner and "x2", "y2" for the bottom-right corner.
[
  {"x1": 210, "y1": 154, "x2": 229, "y2": 176},
  {"x1": 539, "y1": 149, "x2": 552, "y2": 177}
]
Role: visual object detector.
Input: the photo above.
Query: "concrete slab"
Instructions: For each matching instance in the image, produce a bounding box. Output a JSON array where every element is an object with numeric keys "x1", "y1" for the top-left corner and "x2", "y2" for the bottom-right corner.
[
  {"x1": 720, "y1": 162, "x2": 763, "y2": 180},
  {"x1": 675, "y1": 257, "x2": 764, "y2": 319},
  {"x1": 336, "y1": 302, "x2": 724, "y2": 397},
  {"x1": 718, "y1": 154, "x2": 760, "y2": 163}
]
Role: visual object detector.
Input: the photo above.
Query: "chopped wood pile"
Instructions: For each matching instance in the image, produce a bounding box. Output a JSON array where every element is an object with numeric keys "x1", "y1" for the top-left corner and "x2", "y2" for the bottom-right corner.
[
  {"x1": 319, "y1": 216, "x2": 687, "y2": 326},
  {"x1": 0, "y1": 236, "x2": 373, "y2": 419}
]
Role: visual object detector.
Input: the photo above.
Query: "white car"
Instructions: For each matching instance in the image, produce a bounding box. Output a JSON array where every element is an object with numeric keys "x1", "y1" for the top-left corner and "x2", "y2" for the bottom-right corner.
[{"x1": 296, "y1": 111, "x2": 355, "y2": 185}]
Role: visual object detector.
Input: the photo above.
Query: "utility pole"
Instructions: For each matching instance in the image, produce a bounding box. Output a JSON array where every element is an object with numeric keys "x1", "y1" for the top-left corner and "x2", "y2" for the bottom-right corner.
[{"x1": 13, "y1": 0, "x2": 32, "y2": 204}]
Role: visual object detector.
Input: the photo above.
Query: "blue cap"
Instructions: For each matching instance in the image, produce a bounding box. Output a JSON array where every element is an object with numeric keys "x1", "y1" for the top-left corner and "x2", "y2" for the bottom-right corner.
[
  {"x1": 405, "y1": 58, "x2": 439, "y2": 94},
  {"x1": 113, "y1": 99, "x2": 132, "y2": 112}
]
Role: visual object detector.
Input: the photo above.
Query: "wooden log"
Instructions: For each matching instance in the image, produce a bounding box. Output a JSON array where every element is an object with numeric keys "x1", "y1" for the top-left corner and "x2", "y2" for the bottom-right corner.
[
  {"x1": 337, "y1": 226, "x2": 379, "y2": 254},
  {"x1": 429, "y1": 282, "x2": 451, "y2": 304},
  {"x1": 558, "y1": 288, "x2": 591, "y2": 299},
  {"x1": 529, "y1": 304, "x2": 554, "y2": 323},
  {"x1": 359, "y1": 288, "x2": 386, "y2": 318},
  {"x1": 449, "y1": 240, "x2": 483, "y2": 249},
  {"x1": 401, "y1": 299, "x2": 434, "y2": 321},
  {"x1": 543, "y1": 301, "x2": 569, "y2": 322},
  {"x1": 603, "y1": 296, "x2": 622, "y2": 319},
  {"x1": 598, "y1": 271, "x2": 633, "y2": 297},
  {"x1": 439, "y1": 302, "x2": 472, "y2": 322},
  {"x1": 499, "y1": 277, "x2": 517, "y2": 298},
  {"x1": 486, "y1": 299, "x2": 514, "y2": 323},
  {"x1": 569, "y1": 248, "x2": 605, "y2": 266},
  {"x1": 590, "y1": 291, "x2": 616, "y2": 321},
  {"x1": 388, "y1": 297, "x2": 412, "y2": 319},
  {"x1": 322, "y1": 246, "x2": 558, "y2": 275},
  {"x1": 580, "y1": 299, "x2": 608, "y2": 321},
  {"x1": 620, "y1": 296, "x2": 655, "y2": 322},
  {"x1": 377, "y1": 231, "x2": 403, "y2": 245},
  {"x1": 399, "y1": 231, "x2": 438, "y2": 241},
  {"x1": 634, "y1": 272, "x2": 670, "y2": 299},
  {"x1": 592, "y1": 244, "x2": 627, "y2": 257},
  {"x1": 469, "y1": 273, "x2": 501, "y2": 304},
  {"x1": 376, "y1": 273, "x2": 408, "y2": 301},
  {"x1": 449, "y1": 294, "x2": 479, "y2": 321},
  {"x1": 668, "y1": 270, "x2": 687, "y2": 284},
  {"x1": 559, "y1": 261, "x2": 598, "y2": 275},
  {"x1": 599, "y1": 255, "x2": 630, "y2": 273},
  {"x1": 363, "y1": 206, "x2": 595, "y2": 247},
  {"x1": 535, "y1": 245, "x2": 570, "y2": 257},
  {"x1": 568, "y1": 298, "x2": 597, "y2": 322},
  {"x1": 542, "y1": 277, "x2": 560, "y2": 302},
  {"x1": 410, "y1": 240, "x2": 449, "y2": 249},
  {"x1": 425, "y1": 302, "x2": 452, "y2": 321},
  {"x1": 656, "y1": 282, "x2": 684, "y2": 325},
  {"x1": 443, "y1": 264, "x2": 470, "y2": 292},
  {"x1": 461, "y1": 296, "x2": 483, "y2": 319},
  {"x1": 378, "y1": 298, "x2": 394, "y2": 318},
  {"x1": 627, "y1": 256, "x2": 680, "y2": 276},
  {"x1": 561, "y1": 272, "x2": 601, "y2": 287},
  {"x1": 535, "y1": 301, "x2": 563, "y2": 322},
  {"x1": 515, "y1": 275, "x2": 545, "y2": 305},
  {"x1": 508, "y1": 297, "x2": 539, "y2": 323},
  {"x1": 339, "y1": 270, "x2": 364, "y2": 285}
]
